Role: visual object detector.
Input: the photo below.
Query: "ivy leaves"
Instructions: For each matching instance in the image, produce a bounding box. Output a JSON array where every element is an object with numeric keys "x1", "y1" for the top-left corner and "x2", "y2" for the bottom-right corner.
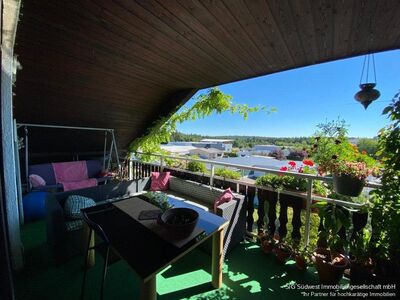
[{"x1": 130, "y1": 87, "x2": 272, "y2": 159}]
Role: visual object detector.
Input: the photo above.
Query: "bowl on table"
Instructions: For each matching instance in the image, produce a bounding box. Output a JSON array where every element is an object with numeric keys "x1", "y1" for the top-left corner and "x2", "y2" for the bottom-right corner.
[{"x1": 159, "y1": 208, "x2": 199, "y2": 238}]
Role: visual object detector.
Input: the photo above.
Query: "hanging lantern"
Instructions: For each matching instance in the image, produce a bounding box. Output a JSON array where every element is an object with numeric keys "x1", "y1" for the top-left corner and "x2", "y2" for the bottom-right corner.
[{"x1": 354, "y1": 54, "x2": 380, "y2": 109}]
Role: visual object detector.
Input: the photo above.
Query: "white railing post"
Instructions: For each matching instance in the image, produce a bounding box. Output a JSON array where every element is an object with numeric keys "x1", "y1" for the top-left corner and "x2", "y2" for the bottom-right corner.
[
  {"x1": 129, "y1": 156, "x2": 133, "y2": 180},
  {"x1": 160, "y1": 156, "x2": 164, "y2": 172},
  {"x1": 210, "y1": 164, "x2": 215, "y2": 187},
  {"x1": 304, "y1": 178, "x2": 313, "y2": 247}
]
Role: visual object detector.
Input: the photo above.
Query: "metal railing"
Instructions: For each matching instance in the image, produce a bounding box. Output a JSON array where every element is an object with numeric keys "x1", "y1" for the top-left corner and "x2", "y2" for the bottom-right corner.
[{"x1": 130, "y1": 151, "x2": 381, "y2": 246}]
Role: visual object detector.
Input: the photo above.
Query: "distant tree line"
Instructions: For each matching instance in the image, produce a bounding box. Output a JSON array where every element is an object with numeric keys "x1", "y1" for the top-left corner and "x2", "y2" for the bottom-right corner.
[
  {"x1": 170, "y1": 132, "x2": 379, "y2": 157},
  {"x1": 170, "y1": 132, "x2": 311, "y2": 149}
]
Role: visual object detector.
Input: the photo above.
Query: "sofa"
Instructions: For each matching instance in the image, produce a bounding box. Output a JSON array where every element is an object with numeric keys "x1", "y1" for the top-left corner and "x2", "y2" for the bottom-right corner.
[
  {"x1": 45, "y1": 176, "x2": 247, "y2": 261},
  {"x1": 29, "y1": 160, "x2": 110, "y2": 192},
  {"x1": 45, "y1": 179, "x2": 142, "y2": 261}
]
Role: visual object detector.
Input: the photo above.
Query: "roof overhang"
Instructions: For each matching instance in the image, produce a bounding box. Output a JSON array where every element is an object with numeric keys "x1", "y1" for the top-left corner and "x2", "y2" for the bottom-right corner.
[{"x1": 13, "y1": 0, "x2": 400, "y2": 157}]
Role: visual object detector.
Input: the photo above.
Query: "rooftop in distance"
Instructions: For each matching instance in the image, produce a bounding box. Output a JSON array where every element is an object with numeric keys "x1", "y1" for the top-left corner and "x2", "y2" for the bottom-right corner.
[{"x1": 200, "y1": 139, "x2": 234, "y2": 143}]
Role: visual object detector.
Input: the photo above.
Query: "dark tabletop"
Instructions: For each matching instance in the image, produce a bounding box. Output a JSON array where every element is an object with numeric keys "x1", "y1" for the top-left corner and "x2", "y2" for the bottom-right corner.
[{"x1": 82, "y1": 195, "x2": 227, "y2": 282}]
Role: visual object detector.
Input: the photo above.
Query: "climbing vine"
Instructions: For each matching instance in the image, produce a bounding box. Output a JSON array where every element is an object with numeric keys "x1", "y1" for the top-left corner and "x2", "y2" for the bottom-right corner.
[{"x1": 130, "y1": 87, "x2": 274, "y2": 160}]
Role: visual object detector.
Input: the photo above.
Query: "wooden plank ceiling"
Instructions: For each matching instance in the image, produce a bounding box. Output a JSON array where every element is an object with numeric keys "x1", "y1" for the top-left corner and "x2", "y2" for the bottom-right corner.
[{"x1": 14, "y1": 0, "x2": 400, "y2": 156}]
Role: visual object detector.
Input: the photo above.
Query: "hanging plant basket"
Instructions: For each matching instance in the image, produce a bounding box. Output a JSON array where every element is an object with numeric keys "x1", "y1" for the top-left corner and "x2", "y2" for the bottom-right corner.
[{"x1": 333, "y1": 174, "x2": 365, "y2": 197}]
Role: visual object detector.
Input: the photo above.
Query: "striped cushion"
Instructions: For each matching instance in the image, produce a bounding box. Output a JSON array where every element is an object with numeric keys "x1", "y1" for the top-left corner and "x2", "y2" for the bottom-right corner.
[
  {"x1": 64, "y1": 195, "x2": 96, "y2": 219},
  {"x1": 65, "y1": 219, "x2": 83, "y2": 232}
]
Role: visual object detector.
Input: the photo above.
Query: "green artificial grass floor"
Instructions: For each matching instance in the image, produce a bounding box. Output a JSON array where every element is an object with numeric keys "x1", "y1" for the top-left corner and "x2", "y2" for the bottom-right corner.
[{"x1": 16, "y1": 220, "x2": 321, "y2": 300}]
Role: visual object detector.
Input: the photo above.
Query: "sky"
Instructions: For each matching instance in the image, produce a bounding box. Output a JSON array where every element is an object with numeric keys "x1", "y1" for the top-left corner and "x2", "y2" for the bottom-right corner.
[{"x1": 177, "y1": 49, "x2": 400, "y2": 138}]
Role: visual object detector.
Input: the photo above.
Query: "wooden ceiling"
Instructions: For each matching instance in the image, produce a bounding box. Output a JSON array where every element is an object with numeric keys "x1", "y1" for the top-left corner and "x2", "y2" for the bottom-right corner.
[{"x1": 14, "y1": 0, "x2": 400, "y2": 156}]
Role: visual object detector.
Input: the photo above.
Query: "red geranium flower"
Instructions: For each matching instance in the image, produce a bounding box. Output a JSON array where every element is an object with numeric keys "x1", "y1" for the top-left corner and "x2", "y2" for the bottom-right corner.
[
  {"x1": 288, "y1": 161, "x2": 296, "y2": 168},
  {"x1": 302, "y1": 159, "x2": 314, "y2": 167},
  {"x1": 298, "y1": 167, "x2": 304, "y2": 173},
  {"x1": 280, "y1": 166, "x2": 288, "y2": 171}
]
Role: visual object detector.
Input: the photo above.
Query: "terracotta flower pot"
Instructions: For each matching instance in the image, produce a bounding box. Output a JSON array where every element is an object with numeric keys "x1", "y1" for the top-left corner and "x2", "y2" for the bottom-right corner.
[
  {"x1": 295, "y1": 254, "x2": 307, "y2": 271},
  {"x1": 312, "y1": 249, "x2": 349, "y2": 284},
  {"x1": 333, "y1": 174, "x2": 365, "y2": 197},
  {"x1": 261, "y1": 239, "x2": 274, "y2": 254},
  {"x1": 275, "y1": 244, "x2": 292, "y2": 263}
]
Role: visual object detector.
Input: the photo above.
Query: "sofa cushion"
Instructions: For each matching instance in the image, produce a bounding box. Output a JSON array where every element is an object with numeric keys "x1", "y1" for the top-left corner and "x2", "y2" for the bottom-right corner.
[
  {"x1": 53, "y1": 161, "x2": 88, "y2": 183},
  {"x1": 29, "y1": 174, "x2": 46, "y2": 188},
  {"x1": 64, "y1": 195, "x2": 96, "y2": 219},
  {"x1": 150, "y1": 172, "x2": 170, "y2": 191},
  {"x1": 28, "y1": 163, "x2": 57, "y2": 185}
]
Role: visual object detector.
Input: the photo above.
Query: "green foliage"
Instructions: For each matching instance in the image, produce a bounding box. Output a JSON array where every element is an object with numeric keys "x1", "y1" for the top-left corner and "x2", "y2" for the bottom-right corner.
[
  {"x1": 255, "y1": 170, "x2": 329, "y2": 196},
  {"x1": 350, "y1": 229, "x2": 372, "y2": 264},
  {"x1": 310, "y1": 119, "x2": 379, "y2": 178},
  {"x1": 256, "y1": 174, "x2": 284, "y2": 190},
  {"x1": 225, "y1": 151, "x2": 239, "y2": 157},
  {"x1": 312, "y1": 201, "x2": 350, "y2": 251},
  {"x1": 370, "y1": 91, "x2": 400, "y2": 261},
  {"x1": 357, "y1": 138, "x2": 379, "y2": 157},
  {"x1": 187, "y1": 159, "x2": 207, "y2": 173},
  {"x1": 130, "y1": 87, "x2": 269, "y2": 160},
  {"x1": 214, "y1": 168, "x2": 241, "y2": 180}
]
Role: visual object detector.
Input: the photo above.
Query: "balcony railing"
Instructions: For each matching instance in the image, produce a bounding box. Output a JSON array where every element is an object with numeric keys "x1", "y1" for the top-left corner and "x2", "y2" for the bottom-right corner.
[{"x1": 128, "y1": 152, "x2": 381, "y2": 246}]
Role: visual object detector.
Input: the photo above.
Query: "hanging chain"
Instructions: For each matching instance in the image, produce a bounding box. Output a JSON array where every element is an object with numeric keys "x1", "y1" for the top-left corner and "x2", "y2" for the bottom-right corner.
[
  {"x1": 372, "y1": 54, "x2": 377, "y2": 84},
  {"x1": 359, "y1": 55, "x2": 367, "y2": 85},
  {"x1": 359, "y1": 53, "x2": 377, "y2": 85}
]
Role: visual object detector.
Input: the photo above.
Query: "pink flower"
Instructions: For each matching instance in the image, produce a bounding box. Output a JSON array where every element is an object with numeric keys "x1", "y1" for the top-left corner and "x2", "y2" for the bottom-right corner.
[
  {"x1": 280, "y1": 166, "x2": 288, "y2": 171},
  {"x1": 288, "y1": 161, "x2": 296, "y2": 168},
  {"x1": 302, "y1": 159, "x2": 314, "y2": 167}
]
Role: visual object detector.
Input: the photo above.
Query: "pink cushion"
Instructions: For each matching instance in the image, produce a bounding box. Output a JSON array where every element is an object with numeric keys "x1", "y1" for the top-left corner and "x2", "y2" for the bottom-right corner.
[
  {"x1": 150, "y1": 172, "x2": 171, "y2": 191},
  {"x1": 29, "y1": 174, "x2": 46, "y2": 188},
  {"x1": 214, "y1": 188, "x2": 234, "y2": 213}
]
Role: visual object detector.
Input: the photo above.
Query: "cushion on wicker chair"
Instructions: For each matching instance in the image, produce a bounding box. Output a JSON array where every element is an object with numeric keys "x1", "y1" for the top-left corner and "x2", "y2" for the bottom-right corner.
[{"x1": 64, "y1": 195, "x2": 96, "y2": 219}]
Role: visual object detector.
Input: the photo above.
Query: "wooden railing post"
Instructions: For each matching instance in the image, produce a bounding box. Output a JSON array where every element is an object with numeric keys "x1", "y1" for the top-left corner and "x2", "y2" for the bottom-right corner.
[{"x1": 246, "y1": 186, "x2": 256, "y2": 232}]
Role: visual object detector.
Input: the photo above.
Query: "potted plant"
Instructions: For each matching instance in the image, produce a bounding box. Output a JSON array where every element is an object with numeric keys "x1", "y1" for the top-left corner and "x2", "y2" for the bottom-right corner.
[
  {"x1": 274, "y1": 241, "x2": 292, "y2": 264},
  {"x1": 294, "y1": 246, "x2": 311, "y2": 271},
  {"x1": 312, "y1": 201, "x2": 350, "y2": 284},
  {"x1": 349, "y1": 229, "x2": 374, "y2": 284},
  {"x1": 260, "y1": 234, "x2": 275, "y2": 254},
  {"x1": 310, "y1": 120, "x2": 379, "y2": 197}
]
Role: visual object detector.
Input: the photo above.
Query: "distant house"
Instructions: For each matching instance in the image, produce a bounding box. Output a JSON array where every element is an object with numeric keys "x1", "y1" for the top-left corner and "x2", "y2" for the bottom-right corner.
[
  {"x1": 168, "y1": 139, "x2": 233, "y2": 152},
  {"x1": 160, "y1": 145, "x2": 197, "y2": 155},
  {"x1": 200, "y1": 139, "x2": 233, "y2": 152},
  {"x1": 189, "y1": 148, "x2": 224, "y2": 159}
]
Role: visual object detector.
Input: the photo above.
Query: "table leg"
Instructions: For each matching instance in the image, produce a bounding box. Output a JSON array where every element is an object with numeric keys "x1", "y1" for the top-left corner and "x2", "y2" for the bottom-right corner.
[
  {"x1": 140, "y1": 276, "x2": 156, "y2": 300},
  {"x1": 83, "y1": 223, "x2": 95, "y2": 268},
  {"x1": 211, "y1": 228, "x2": 224, "y2": 289}
]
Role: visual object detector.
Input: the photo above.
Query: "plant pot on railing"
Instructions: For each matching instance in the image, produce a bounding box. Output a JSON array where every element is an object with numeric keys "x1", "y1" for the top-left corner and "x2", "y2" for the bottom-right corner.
[{"x1": 333, "y1": 174, "x2": 365, "y2": 197}]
